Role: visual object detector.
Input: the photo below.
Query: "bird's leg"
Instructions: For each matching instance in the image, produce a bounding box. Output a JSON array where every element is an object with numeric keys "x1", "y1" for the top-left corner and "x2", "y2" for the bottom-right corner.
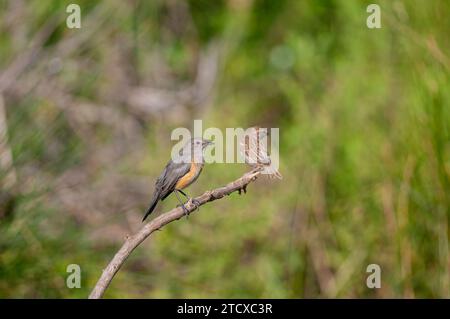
[
  {"x1": 178, "y1": 189, "x2": 188, "y2": 198},
  {"x1": 174, "y1": 190, "x2": 189, "y2": 218},
  {"x1": 178, "y1": 189, "x2": 200, "y2": 212}
]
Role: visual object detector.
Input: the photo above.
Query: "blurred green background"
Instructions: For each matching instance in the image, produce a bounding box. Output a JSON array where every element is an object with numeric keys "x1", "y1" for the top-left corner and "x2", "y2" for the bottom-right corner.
[{"x1": 0, "y1": 0, "x2": 449, "y2": 298}]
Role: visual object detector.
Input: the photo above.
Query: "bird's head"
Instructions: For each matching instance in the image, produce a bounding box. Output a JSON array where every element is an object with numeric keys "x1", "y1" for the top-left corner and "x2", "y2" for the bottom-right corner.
[
  {"x1": 177, "y1": 138, "x2": 214, "y2": 163},
  {"x1": 190, "y1": 137, "x2": 214, "y2": 150}
]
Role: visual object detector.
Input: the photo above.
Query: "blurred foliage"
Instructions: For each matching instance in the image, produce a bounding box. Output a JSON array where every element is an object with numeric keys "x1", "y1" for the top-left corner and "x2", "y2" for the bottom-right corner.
[{"x1": 0, "y1": 0, "x2": 449, "y2": 298}]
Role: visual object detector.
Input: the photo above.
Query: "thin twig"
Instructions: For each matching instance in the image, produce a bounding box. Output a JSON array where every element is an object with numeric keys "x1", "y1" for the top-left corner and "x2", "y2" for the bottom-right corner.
[{"x1": 88, "y1": 168, "x2": 262, "y2": 299}]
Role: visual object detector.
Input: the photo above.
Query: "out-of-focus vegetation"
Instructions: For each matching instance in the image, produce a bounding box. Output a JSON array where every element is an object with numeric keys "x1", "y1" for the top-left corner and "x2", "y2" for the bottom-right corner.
[{"x1": 0, "y1": 0, "x2": 448, "y2": 298}]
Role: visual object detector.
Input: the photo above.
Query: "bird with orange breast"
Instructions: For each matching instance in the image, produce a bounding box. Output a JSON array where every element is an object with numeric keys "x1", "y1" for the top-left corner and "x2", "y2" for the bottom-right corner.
[{"x1": 142, "y1": 138, "x2": 214, "y2": 221}]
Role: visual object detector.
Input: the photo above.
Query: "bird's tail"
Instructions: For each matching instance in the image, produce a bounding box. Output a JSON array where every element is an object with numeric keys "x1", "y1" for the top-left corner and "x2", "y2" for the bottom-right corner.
[{"x1": 142, "y1": 194, "x2": 159, "y2": 222}]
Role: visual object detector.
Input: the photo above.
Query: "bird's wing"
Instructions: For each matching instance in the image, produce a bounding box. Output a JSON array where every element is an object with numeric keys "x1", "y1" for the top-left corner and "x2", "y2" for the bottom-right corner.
[
  {"x1": 157, "y1": 160, "x2": 191, "y2": 201},
  {"x1": 143, "y1": 160, "x2": 191, "y2": 221}
]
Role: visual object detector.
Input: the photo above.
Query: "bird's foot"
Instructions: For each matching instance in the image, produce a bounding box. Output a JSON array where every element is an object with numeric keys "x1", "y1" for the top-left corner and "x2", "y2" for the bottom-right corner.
[
  {"x1": 189, "y1": 198, "x2": 201, "y2": 212},
  {"x1": 177, "y1": 203, "x2": 190, "y2": 218},
  {"x1": 238, "y1": 185, "x2": 247, "y2": 195}
]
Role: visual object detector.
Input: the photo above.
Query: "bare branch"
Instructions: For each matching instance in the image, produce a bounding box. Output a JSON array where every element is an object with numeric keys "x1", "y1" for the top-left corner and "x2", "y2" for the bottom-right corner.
[{"x1": 88, "y1": 168, "x2": 262, "y2": 299}]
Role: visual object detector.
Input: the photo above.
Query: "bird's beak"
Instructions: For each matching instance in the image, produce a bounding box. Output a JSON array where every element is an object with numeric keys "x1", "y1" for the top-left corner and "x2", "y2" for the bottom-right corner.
[{"x1": 204, "y1": 140, "x2": 214, "y2": 147}]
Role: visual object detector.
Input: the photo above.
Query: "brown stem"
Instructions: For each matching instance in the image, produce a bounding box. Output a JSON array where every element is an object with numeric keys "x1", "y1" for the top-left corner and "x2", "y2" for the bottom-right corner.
[{"x1": 88, "y1": 168, "x2": 261, "y2": 299}]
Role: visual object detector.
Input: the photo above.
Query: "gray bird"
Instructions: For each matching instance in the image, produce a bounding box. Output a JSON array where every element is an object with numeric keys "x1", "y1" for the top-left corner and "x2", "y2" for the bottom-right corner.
[{"x1": 143, "y1": 138, "x2": 213, "y2": 221}]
